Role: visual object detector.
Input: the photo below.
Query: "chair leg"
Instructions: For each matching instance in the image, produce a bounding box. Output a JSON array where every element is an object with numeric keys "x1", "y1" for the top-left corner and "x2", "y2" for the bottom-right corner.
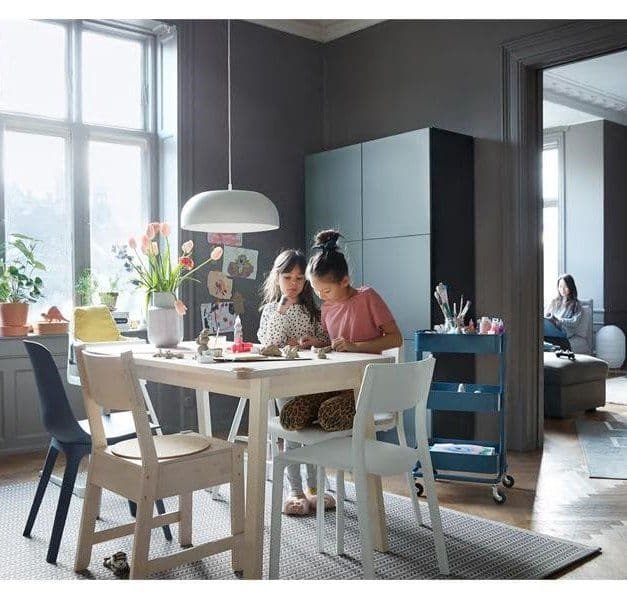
[
  {"x1": 128, "y1": 500, "x2": 137, "y2": 517},
  {"x1": 178, "y1": 493, "x2": 192, "y2": 547},
  {"x1": 336, "y1": 470, "x2": 345, "y2": 555},
  {"x1": 406, "y1": 471, "x2": 423, "y2": 526},
  {"x1": 47, "y1": 450, "x2": 83, "y2": 564},
  {"x1": 354, "y1": 471, "x2": 375, "y2": 579},
  {"x1": 230, "y1": 446, "x2": 245, "y2": 573},
  {"x1": 23, "y1": 444, "x2": 58, "y2": 537},
  {"x1": 269, "y1": 459, "x2": 286, "y2": 580},
  {"x1": 130, "y1": 483, "x2": 157, "y2": 579},
  {"x1": 155, "y1": 499, "x2": 172, "y2": 541},
  {"x1": 228, "y1": 397, "x2": 247, "y2": 443},
  {"x1": 419, "y1": 447, "x2": 449, "y2": 576},
  {"x1": 74, "y1": 478, "x2": 102, "y2": 572},
  {"x1": 316, "y1": 466, "x2": 325, "y2": 553}
]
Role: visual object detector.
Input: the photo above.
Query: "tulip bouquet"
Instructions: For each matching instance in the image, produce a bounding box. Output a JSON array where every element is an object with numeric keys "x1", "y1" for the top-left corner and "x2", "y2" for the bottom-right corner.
[{"x1": 114, "y1": 222, "x2": 223, "y2": 316}]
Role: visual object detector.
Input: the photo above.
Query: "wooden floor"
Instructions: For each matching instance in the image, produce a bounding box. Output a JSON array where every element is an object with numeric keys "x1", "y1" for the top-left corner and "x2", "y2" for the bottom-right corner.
[{"x1": 2, "y1": 403, "x2": 626, "y2": 579}]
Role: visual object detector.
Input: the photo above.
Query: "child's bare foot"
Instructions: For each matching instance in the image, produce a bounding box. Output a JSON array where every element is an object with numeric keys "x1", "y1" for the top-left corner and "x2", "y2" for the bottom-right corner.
[
  {"x1": 283, "y1": 493, "x2": 310, "y2": 516},
  {"x1": 306, "y1": 487, "x2": 336, "y2": 512}
]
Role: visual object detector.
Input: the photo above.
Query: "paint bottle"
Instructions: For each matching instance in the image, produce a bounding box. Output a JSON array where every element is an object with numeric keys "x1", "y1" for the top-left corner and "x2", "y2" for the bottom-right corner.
[{"x1": 233, "y1": 315, "x2": 243, "y2": 344}]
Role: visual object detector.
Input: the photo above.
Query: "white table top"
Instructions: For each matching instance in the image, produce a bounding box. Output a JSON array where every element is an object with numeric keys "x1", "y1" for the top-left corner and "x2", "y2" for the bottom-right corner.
[{"x1": 87, "y1": 340, "x2": 393, "y2": 380}]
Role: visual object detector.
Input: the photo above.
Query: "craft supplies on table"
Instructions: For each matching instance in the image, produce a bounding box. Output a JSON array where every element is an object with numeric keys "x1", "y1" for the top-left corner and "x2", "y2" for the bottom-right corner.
[{"x1": 414, "y1": 331, "x2": 514, "y2": 504}]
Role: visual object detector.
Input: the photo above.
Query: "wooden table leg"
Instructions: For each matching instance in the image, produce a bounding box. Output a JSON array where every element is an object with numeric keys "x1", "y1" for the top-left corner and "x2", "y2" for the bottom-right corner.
[
  {"x1": 352, "y1": 379, "x2": 389, "y2": 553},
  {"x1": 243, "y1": 379, "x2": 270, "y2": 579}
]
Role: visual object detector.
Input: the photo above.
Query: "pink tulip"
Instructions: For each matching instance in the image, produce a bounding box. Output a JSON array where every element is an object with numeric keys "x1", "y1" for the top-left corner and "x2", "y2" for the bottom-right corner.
[
  {"x1": 146, "y1": 223, "x2": 157, "y2": 240},
  {"x1": 181, "y1": 240, "x2": 194, "y2": 254},
  {"x1": 161, "y1": 222, "x2": 171, "y2": 236},
  {"x1": 210, "y1": 246, "x2": 224, "y2": 261},
  {"x1": 151, "y1": 241, "x2": 159, "y2": 255},
  {"x1": 174, "y1": 299, "x2": 187, "y2": 316},
  {"x1": 128, "y1": 237, "x2": 137, "y2": 249},
  {"x1": 140, "y1": 235, "x2": 150, "y2": 253}
]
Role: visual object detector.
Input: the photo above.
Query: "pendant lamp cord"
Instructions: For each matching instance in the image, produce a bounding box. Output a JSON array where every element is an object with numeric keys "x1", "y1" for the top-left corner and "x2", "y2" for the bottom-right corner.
[{"x1": 227, "y1": 19, "x2": 233, "y2": 191}]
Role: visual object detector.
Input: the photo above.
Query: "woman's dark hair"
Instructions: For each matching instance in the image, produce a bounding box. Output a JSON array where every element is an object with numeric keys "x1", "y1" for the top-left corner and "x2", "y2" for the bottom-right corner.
[
  {"x1": 556, "y1": 273, "x2": 578, "y2": 302},
  {"x1": 306, "y1": 230, "x2": 349, "y2": 283},
  {"x1": 260, "y1": 249, "x2": 320, "y2": 323}
]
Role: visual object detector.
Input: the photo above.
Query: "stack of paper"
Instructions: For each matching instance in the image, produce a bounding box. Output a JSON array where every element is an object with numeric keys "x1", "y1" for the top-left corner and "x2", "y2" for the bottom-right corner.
[{"x1": 430, "y1": 443, "x2": 495, "y2": 456}]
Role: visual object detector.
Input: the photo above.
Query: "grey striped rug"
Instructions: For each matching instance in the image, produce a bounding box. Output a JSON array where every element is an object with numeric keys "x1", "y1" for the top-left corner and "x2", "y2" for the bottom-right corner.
[{"x1": 0, "y1": 479, "x2": 599, "y2": 579}]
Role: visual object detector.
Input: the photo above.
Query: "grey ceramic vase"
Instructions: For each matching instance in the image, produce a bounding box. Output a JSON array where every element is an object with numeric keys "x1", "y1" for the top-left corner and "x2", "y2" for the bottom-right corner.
[{"x1": 146, "y1": 291, "x2": 184, "y2": 348}]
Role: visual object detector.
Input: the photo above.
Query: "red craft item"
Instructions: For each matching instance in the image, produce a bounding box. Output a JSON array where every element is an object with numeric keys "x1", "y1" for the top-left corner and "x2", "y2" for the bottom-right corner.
[{"x1": 231, "y1": 341, "x2": 253, "y2": 353}]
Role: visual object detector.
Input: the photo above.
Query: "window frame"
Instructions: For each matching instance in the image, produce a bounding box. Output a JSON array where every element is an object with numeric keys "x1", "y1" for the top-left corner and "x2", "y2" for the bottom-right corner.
[
  {"x1": 0, "y1": 19, "x2": 162, "y2": 309},
  {"x1": 542, "y1": 129, "x2": 566, "y2": 278}
]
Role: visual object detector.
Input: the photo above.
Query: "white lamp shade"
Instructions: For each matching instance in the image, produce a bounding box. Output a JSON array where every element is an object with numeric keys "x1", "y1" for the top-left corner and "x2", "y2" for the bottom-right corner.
[
  {"x1": 596, "y1": 325, "x2": 626, "y2": 368},
  {"x1": 180, "y1": 189, "x2": 280, "y2": 233}
]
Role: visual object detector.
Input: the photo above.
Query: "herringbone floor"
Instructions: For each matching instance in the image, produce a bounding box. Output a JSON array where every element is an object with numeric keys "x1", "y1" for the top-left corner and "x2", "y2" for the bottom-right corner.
[{"x1": 2, "y1": 403, "x2": 626, "y2": 579}]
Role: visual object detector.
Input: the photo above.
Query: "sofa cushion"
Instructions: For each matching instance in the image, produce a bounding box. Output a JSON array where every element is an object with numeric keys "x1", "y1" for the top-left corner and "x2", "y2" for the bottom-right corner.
[{"x1": 544, "y1": 352, "x2": 608, "y2": 386}]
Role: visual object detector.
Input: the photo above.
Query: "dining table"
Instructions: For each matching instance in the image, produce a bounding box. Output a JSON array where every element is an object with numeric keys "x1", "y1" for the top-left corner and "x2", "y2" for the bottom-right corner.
[{"x1": 89, "y1": 341, "x2": 394, "y2": 579}]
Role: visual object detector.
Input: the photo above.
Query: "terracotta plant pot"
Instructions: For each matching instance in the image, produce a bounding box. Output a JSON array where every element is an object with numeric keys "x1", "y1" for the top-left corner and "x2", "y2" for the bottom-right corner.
[{"x1": 0, "y1": 302, "x2": 30, "y2": 337}]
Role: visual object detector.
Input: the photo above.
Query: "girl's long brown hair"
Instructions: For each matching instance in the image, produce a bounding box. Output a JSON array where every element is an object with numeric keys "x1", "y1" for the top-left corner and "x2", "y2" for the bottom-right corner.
[{"x1": 260, "y1": 249, "x2": 320, "y2": 323}]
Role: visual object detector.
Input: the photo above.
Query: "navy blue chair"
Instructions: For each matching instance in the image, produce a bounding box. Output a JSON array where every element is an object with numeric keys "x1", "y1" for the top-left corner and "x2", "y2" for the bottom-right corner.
[{"x1": 22, "y1": 340, "x2": 172, "y2": 564}]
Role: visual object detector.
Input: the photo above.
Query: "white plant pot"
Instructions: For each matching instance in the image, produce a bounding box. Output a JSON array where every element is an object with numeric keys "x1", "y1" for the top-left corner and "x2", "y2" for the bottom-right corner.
[
  {"x1": 146, "y1": 291, "x2": 184, "y2": 348},
  {"x1": 596, "y1": 325, "x2": 626, "y2": 369}
]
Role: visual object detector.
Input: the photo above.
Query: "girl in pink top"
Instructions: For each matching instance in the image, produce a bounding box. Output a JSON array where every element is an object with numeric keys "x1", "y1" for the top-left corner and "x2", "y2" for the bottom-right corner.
[{"x1": 279, "y1": 230, "x2": 402, "y2": 434}]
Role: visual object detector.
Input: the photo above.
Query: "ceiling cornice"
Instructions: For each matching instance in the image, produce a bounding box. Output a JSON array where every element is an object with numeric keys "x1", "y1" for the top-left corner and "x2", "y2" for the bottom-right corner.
[
  {"x1": 544, "y1": 71, "x2": 627, "y2": 126},
  {"x1": 246, "y1": 19, "x2": 384, "y2": 43}
]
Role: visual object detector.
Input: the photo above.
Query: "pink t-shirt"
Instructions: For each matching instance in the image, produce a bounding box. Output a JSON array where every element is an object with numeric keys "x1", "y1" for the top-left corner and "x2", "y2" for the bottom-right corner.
[{"x1": 321, "y1": 286, "x2": 396, "y2": 342}]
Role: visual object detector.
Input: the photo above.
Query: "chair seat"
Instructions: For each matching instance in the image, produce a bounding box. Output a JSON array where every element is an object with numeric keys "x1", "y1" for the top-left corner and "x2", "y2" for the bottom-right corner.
[
  {"x1": 267, "y1": 412, "x2": 397, "y2": 445},
  {"x1": 78, "y1": 411, "x2": 159, "y2": 445},
  {"x1": 110, "y1": 432, "x2": 213, "y2": 459},
  {"x1": 277, "y1": 437, "x2": 418, "y2": 477}
]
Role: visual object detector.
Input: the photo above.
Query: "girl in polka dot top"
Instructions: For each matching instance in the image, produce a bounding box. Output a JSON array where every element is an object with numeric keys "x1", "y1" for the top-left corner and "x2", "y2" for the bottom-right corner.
[{"x1": 257, "y1": 249, "x2": 330, "y2": 516}]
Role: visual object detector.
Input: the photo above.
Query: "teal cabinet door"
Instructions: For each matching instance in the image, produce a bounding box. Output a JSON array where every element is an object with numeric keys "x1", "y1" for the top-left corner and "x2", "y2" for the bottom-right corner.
[
  {"x1": 343, "y1": 240, "x2": 363, "y2": 287},
  {"x1": 362, "y1": 235, "x2": 431, "y2": 339},
  {"x1": 362, "y1": 129, "x2": 430, "y2": 239},
  {"x1": 305, "y1": 144, "x2": 362, "y2": 245}
]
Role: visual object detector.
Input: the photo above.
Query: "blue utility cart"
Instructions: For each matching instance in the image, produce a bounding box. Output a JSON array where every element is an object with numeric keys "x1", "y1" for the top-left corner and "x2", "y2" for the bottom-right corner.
[{"x1": 413, "y1": 331, "x2": 514, "y2": 503}]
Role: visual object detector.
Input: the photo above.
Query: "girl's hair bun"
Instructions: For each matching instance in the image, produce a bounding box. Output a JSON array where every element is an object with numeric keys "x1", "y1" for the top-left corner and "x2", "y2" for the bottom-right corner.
[{"x1": 313, "y1": 229, "x2": 341, "y2": 253}]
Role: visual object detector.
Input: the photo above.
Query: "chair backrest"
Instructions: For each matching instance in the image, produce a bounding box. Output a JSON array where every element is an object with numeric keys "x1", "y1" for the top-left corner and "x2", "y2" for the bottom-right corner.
[
  {"x1": 75, "y1": 345, "x2": 156, "y2": 461},
  {"x1": 382, "y1": 343, "x2": 403, "y2": 364},
  {"x1": 352, "y1": 356, "x2": 435, "y2": 448},
  {"x1": 23, "y1": 341, "x2": 90, "y2": 445}
]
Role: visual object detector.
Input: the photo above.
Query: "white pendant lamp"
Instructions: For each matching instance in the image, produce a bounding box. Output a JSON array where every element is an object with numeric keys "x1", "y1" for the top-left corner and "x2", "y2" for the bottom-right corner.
[{"x1": 181, "y1": 20, "x2": 280, "y2": 233}]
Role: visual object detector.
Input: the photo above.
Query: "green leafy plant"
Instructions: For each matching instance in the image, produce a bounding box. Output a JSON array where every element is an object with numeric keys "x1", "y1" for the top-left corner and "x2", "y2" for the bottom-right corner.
[
  {"x1": 75, "y1": 268, "x2": 99, "y2": 306},
  {"x1": 0, "y1": 234, "x2": 46, "y2": 303}
]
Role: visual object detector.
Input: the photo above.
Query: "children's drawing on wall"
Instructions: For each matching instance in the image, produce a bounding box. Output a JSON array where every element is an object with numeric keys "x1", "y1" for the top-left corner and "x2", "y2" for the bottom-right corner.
[
  {"x1": 222, "y1": 246, "x2": 258, "y2": 280},
  {"x1": 200, "y1": 301, "x2": 236, "y2": 333},
  {"x1": 207, "y1": 270, "x2": 233, "y2": 300},
  {"x1": 207, "y1": 233, "x2": 243, "y2": 247}
]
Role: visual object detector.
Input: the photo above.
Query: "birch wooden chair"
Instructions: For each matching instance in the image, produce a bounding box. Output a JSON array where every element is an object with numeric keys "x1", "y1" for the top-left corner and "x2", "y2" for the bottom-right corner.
[
  {"x1": 73, "y1": 345, "x2": 245, "y2": 580},
  {"x1": 269, "y1": 356, "x2": 449, "y2": 579}
]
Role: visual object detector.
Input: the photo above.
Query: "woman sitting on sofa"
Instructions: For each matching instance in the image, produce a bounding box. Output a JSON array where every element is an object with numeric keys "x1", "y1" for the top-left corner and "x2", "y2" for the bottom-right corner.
[{"x1": 544, "y1": 274, "x2": 583, "y2": 350}]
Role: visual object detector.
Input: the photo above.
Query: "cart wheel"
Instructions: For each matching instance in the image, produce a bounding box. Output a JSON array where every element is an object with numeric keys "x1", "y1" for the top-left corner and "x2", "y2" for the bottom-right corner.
[
  {"x1": 414, "y1": 481, "x2": 424, "y2": 497},
  {"x1": 492, "y1": 486, "x2": 506, "y2": 504},
  {"x1": 502, "y1": 474, "x2": 515, "y2": 488}
]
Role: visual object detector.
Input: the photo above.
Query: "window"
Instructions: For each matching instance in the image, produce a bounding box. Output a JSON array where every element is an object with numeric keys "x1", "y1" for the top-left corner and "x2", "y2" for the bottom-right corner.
[
  {"x1": 0, "y1": 20, "x2": 173, "y2": 322},
  {"x1": 542, "y1": 132, "x2": 565, "y2": 309}
]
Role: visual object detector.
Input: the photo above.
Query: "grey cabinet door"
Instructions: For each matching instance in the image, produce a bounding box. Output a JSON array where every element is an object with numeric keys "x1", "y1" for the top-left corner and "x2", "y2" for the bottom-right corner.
[
  {"x1": 362, "y1": 129, "x2": 430, "y2": 239},
  {"x1": 362, "y1": 235, "x2": 431, "y2": 339},
  {"x1": 305, "y1": 144, "x2": 362, "y2": 244},
  {"x1": 343, "y1": 240, "x2": 363, "y2": 287}
]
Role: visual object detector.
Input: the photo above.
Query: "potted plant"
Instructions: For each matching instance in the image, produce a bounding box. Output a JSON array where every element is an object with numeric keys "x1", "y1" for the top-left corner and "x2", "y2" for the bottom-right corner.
[
  {"x1": 75, "y1": 267, "x2": 99, "y2": 306},
  {"x1": 0, "y1": 234, "x2": 46, "y2": 336},
  {"x1": 114, "y1": 222, "x2": 223, "y2": 346},
  {"x1": 98, "y1": 273, "x2": 122, "y2": 311}
]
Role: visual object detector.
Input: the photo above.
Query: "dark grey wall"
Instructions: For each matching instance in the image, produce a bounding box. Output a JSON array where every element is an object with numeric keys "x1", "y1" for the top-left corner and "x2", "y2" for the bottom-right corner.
[
  {"x1": 604, "y1": 120, "x2": 627, "y2": 339},
  {"x1": 176, "y1": 20, "x2": 323, "y2": 430}
]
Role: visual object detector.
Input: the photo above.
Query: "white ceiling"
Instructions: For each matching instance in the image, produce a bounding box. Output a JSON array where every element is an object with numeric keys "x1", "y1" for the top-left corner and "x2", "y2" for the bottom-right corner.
[
  {"x1": 543, "y1": 101, "x2": 601, "y2": 129},
  {"x1": 247, "y1": 19, "x2": 383, "y2": 43},
  {"x1": 543, "y1": 48, "x2": 627, "y2": 128}
]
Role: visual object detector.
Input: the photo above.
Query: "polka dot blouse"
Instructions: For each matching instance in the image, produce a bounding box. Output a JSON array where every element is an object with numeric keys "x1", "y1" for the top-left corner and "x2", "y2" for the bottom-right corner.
[{"x1": 257, "y1": 302, "x2": 330, "y2": 347}]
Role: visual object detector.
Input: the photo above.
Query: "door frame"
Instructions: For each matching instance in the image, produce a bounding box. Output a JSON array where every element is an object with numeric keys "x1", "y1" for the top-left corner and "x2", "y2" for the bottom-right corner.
[{"x1": 502, "y1": 21, "x2": 627, "y2": 450}]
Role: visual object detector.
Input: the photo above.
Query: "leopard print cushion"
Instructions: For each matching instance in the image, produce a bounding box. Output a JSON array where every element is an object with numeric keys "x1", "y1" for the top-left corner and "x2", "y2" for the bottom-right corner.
[
  {"x1": 279, "y1": 390, "x2": 355, "y2": 432},
  {"x1": 317, "y1": 391, "x2": 355, "y2": 432}
]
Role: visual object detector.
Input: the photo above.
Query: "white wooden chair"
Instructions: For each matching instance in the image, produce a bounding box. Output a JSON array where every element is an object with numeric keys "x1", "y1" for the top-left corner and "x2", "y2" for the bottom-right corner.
[
  {"x1": 73, "y1": 345, "x2": 245, "y2": 580},
  {"x1": 269, "y1": 356, "x2": 449, "y2": 579}
]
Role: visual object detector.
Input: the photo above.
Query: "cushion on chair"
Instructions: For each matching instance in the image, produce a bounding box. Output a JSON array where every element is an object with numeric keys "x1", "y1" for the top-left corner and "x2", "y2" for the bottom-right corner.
[
  {"x1": 73, "y1": 305, "x2": 123, "y2": 342},
  {"x1": 110, "y1": 433, "x2": 212, "y2": 459}
]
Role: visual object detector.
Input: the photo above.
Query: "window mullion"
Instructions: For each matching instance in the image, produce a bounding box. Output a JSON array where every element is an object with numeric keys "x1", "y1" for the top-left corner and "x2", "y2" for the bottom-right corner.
[
  {"x1": 72, "y1": 124, "x2": 90, "y2": 304},
  {"x1": 0, "y1": 122, "x2": 5, "y2": 256}
]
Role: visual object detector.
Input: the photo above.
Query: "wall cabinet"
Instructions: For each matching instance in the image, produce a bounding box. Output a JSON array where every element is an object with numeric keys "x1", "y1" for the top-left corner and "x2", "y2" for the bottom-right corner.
[{"x1": 306, "y1": 127, "x2": 475, "y2": 437}]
